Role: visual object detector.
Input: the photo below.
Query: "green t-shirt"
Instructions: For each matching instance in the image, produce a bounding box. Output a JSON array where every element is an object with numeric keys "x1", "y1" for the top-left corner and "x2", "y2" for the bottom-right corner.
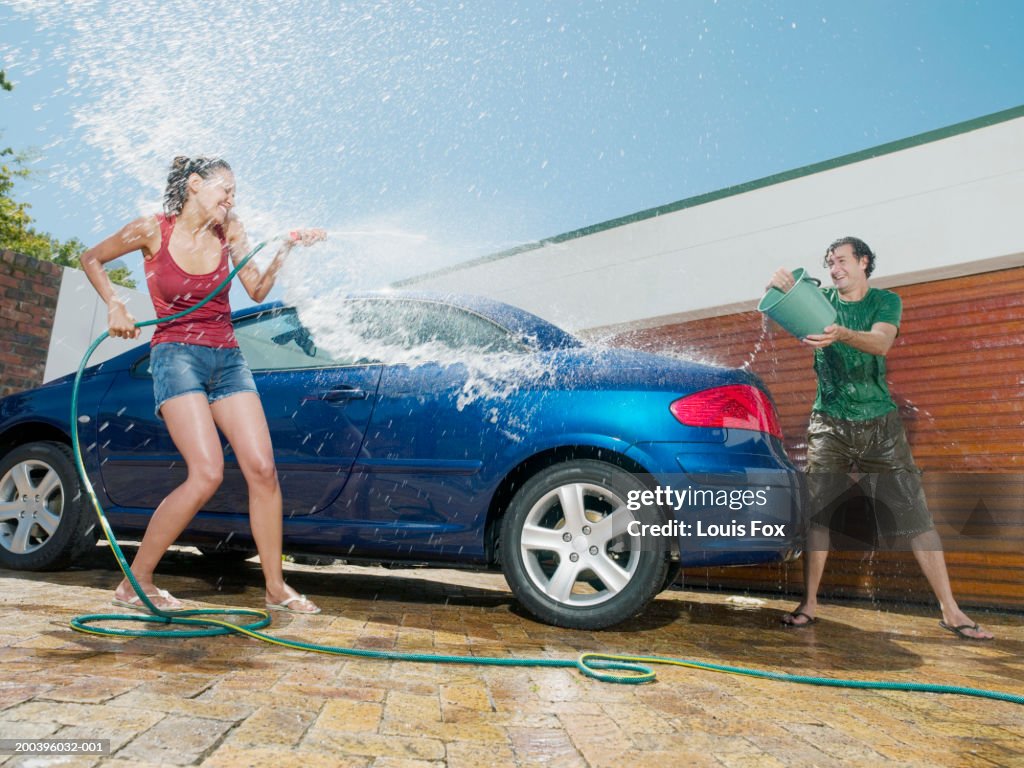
[{"x1": 812, "y1": 286, "x2": 903, "y2": 421}]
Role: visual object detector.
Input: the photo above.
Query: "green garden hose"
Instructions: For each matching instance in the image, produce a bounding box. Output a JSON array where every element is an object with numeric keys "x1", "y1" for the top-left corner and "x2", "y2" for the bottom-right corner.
[{"x1": 66, "y1": 237, "x2": 1024, "y2": 702}]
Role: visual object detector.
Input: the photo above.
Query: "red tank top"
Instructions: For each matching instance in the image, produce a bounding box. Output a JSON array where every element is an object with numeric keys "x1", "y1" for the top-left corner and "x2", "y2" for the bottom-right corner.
[{"x1": 145, "y1": 214, "x2": 238, "y2": 348}]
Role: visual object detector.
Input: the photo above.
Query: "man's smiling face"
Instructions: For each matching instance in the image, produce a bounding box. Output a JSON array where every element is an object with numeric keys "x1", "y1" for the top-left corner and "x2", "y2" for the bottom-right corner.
[{"x1": 826, "y1": 243, "x2": 869, "y2": 295}]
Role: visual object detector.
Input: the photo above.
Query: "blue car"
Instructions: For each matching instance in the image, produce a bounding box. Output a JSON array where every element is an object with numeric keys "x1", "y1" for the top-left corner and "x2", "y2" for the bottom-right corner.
[{"x1": 0, "y1": 292, "x2": 801, "y2": 629}]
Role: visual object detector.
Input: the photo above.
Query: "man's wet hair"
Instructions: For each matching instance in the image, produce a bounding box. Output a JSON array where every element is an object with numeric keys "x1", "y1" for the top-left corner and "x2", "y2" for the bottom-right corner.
[{"x1": 824, "y1": 236, "x2": 876, "y2": 278}]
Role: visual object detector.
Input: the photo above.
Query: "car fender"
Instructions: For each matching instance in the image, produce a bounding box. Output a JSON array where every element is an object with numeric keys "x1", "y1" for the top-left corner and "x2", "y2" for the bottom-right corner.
[
  {"x1": 0, "y1": 374, "x2": 117, "y2": 503},
  {"x1": 492, "y1": 432, "x2": 649, "y2": 480}
]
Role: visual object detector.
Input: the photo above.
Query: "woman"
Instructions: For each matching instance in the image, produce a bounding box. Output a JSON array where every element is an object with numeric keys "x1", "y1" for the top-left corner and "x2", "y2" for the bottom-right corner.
[{"x1": 80, "y1": 156, "x2": 324, "y2": 614}]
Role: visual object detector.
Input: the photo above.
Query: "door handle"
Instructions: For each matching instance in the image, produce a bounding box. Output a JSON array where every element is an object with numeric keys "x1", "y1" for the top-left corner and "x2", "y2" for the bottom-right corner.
[{"x1": 321, "y1": 387, "x2": 368, "y2": 402}]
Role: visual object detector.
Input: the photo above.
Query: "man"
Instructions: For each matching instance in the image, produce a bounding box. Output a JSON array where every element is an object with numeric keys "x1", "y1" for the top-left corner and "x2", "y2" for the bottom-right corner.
[{"x1": 768, "y1": 236, "x2": 993, "y2": 640}]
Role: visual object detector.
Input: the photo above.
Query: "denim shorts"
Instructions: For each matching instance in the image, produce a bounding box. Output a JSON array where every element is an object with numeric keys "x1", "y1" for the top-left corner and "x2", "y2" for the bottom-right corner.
[{"x1": 150, "y1": 342, "x2": 258, "y2": 419}]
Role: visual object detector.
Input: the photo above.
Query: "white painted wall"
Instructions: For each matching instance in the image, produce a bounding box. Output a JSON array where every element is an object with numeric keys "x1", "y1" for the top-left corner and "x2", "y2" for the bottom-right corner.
[
  {"x1": 401, "y1": 115, "x2": 1024, "y2": 335},
  {"x1": 43, "y1": 267, "x2": 155, "y2": 382}
]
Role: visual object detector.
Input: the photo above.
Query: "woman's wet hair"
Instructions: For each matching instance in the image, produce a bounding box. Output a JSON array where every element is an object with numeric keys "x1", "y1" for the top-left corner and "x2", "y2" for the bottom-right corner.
[
  {"x1": 163, "y1": 156, "x2": 232, "y2": 215},
  {"x1": 824, "y1": 236, "x2": 876, "y2": 277}
]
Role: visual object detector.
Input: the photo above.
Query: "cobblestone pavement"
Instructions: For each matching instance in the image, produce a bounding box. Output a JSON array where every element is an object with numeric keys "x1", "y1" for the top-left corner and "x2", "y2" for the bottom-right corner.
[{"x1": 1, "y1": 545, "x2": 1022, "y2": 767}]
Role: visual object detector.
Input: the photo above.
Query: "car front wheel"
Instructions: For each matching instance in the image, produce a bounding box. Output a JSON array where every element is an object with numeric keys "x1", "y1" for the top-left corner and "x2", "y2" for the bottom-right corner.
[
  {"x1": 0, "y1": 442, "x2": 94, "y2": 570},
  {"x1": 500, "y1": 459, "x2": 668, "y2": 630}
]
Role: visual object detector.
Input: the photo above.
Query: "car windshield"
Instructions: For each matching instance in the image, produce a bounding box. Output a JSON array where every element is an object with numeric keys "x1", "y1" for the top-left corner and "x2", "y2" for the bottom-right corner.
[{"x1": 233, "y1": 308, "x2": 346, "y2": 370}]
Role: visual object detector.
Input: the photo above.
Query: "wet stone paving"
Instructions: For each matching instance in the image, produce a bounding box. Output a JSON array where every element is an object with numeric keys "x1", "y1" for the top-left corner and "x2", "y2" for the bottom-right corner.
[{"x1": 0, "y1": 545, "x2": 1022, "y2": 767}]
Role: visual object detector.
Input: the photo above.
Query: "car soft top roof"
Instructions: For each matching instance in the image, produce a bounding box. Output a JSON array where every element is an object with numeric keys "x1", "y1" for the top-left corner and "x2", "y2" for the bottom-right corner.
[{"x1": 236, "y1": 290, "x2": 583, "y2": 351}]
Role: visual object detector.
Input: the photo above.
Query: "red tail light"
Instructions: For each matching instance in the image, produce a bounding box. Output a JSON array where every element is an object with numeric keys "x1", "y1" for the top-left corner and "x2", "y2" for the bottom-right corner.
[{"x1": 670, "y1": 384, "x2": 783, "y2": 439}]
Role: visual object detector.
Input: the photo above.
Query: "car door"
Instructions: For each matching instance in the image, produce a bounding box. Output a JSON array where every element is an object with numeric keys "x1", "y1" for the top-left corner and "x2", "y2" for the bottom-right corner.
[
  {"x1": 96, "y1": 307, "x2": 382, "y2": 516},
  {"x1": 326, "y1": 297, "x2": 535, "y2": 558}
]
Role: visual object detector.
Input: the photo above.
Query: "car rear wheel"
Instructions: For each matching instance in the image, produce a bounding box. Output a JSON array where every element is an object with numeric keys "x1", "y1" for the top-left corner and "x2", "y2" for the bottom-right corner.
[
  {"x1": 0, "y1": 442, "x2": 95, "y2": 570},
  {"x1": 661, "y1": 559, "x2": 683, "y2": 592},
  {"x1": 500, "y1": 459, "x2": 668, "y2": 630}
]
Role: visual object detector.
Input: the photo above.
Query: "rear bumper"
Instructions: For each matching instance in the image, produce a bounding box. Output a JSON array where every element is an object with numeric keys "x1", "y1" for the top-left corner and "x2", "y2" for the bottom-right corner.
[{"x1": 625, "y1": 438, "x2": 805, "y2": 566}]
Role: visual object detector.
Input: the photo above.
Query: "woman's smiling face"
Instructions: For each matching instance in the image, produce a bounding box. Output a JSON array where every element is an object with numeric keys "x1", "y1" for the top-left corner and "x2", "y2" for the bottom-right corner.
[{"x1": 189, "y1": 168, "x2": 236, "y2": 224}]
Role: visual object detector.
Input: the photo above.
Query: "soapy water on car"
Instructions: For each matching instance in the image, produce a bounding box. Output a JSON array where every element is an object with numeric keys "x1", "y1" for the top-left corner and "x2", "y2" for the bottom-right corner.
[
  {"x1": 270, "y1": 229, "x2": 714, "y2": 434},
  {"x1": 63, "y1": 235, "x2": 1024, "y2": 704},
  {"x1": 273, "y1": 227, "x2": 735, "y2": 414},
  {"x1": 291, "y1": 232, "x2": 535, "y2": 391}
]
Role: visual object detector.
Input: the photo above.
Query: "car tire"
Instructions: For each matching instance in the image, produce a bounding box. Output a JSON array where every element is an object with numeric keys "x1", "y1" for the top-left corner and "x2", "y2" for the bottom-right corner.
[
  {"x1": 661, "y1": 559, "x2": 682, "y2": 592},
  {"x1": 499, "y1": 459, "x2": 668, "y2": 630},
  {"x1": 0, "y1": 442, "x2": 95, "y2": 571}
]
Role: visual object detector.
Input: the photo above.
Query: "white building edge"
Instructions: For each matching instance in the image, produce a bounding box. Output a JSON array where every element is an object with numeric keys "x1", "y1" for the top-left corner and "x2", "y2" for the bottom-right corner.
[
  {"x1": 44, "y1": 267, "x2": 155, "y2": 383},
  {"x1": 397, "y1": 105, "x2": 1024, "y2": 338}
]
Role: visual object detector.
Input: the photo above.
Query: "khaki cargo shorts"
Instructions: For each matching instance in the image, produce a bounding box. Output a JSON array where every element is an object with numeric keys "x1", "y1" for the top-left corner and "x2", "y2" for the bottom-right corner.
[{"x1": 805, "y1": 409, "x2": 934, "y2": 539}]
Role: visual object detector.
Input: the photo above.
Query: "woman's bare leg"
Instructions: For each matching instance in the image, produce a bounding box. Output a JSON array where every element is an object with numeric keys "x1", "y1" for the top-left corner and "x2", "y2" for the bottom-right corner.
[
  {"x1": 114, "y1": 393, "x2": 223, "y2": 609},
  {"x1": 211, "y1": 392, "x2": 318, "y2": 612}
]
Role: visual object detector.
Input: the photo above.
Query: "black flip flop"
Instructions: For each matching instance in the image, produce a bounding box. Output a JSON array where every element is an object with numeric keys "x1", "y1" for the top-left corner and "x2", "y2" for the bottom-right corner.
[
  {"x1": 939, "y1": 621, "x2": 992, "y2": 640},
  {"x1": 781, "y1": 611, "x2": 817, "y2": 628}
]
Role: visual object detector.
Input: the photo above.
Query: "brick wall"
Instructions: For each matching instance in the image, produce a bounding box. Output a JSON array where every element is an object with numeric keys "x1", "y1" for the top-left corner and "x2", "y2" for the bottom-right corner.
[{"x1": 0, "y1": 250, "x2": 62, "y2": 398}]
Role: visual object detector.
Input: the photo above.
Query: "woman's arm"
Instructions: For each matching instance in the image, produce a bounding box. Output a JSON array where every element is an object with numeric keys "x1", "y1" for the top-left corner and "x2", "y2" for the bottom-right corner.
[
  {"x1": 227, "y1": 218, "x2": 326, "y2": 303},
  {"x1": 79, "y1": 216, "x2": 160, "y2": 339}
]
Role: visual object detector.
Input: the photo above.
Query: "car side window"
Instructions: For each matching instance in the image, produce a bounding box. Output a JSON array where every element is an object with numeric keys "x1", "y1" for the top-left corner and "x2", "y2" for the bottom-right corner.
[
  {"x1": 129, "y1": 308, "x2": 358, "y2": 377},
  {"x1": 233, "y1": 308, "x2": 352, "y2": 370},
  {"x1": 346, "y1": 299, "x2": 528, "y2": 354},
  {"x1": 130, "y1": 301, "x2": 528, "y2": 377},
  {"x1": 131, "y1": 355, "x2": 152, "y2": 378}
]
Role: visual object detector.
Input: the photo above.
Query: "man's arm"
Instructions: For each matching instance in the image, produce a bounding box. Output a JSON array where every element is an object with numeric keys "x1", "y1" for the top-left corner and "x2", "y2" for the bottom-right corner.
[{"x1": 802, "y1": 321, "x2": 898, "y2": 356}]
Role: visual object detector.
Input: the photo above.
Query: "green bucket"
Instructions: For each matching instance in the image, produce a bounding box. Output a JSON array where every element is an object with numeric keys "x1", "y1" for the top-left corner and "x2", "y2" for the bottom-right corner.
[{"x1": 757, "y1": 268, "x2": 837, "y2": 339}]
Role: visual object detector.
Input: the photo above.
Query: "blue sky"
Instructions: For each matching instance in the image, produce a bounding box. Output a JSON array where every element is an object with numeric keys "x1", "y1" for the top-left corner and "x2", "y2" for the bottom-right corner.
[{"x1": 2, "y1": 1, "x2": 1023, "y2": 303}]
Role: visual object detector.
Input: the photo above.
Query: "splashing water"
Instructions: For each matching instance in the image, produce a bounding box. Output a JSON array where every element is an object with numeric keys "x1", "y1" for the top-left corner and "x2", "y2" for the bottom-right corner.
[
  {"x1": 282, "y1": 266, "x2": 554, "y2": 418},
  {"x1": 250, "y1": 225, "x2": 554, "y2": 422},
  {"x1": 2, "y1": 1, "x2": 574, "y2": 270},
  {"x1": 581, "y1": 325, "x2": 723, "y2": 369},
  {"x1": 739, "y1": 313, "x2": 771, "y2": 371},
  {"x1": 245, "y1": 226, "x2": 458, "y2": 292},
  {"x1": 5, "y1": 2, "x2": 757, "y2": 415}
]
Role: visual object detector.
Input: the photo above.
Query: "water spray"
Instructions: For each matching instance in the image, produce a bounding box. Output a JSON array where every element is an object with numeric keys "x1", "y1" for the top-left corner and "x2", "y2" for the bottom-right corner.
[{"x1": 65, "y1": 236, "x2": 1024, "y2": 701}]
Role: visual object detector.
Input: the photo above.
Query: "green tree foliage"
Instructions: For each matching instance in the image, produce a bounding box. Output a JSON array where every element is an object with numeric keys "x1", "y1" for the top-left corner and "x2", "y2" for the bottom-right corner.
[{"x1": 0, "y1": 69, "x2": 135, "y2": 288}]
